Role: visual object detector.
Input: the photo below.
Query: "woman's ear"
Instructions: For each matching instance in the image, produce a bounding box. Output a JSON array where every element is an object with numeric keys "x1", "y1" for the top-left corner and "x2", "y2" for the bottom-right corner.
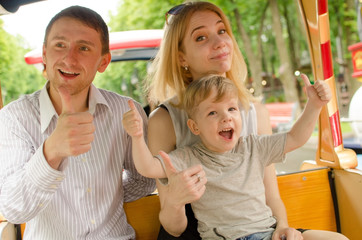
[
  {"x1": 187, "y1": 119, "x2": 200, "y2": 135},
  {"x1": 178, "y1": 51, "x2": 187, "y2": 67}
]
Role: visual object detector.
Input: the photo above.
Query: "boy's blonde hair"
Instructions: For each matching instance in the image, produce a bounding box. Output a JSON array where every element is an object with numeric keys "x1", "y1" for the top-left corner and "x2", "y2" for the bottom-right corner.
[
  {"x1": 146, "y1": 1, "x2": 252, "y2": 110},
  {"x1": 184, "y1": 75, "x2": 238, "y2": 119}
]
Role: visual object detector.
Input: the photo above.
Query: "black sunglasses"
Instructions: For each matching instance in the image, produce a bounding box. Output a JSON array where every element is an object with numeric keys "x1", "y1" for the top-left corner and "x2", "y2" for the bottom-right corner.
[{"x1": 165, "y1": 4, "x2": 186, "y2": 25}]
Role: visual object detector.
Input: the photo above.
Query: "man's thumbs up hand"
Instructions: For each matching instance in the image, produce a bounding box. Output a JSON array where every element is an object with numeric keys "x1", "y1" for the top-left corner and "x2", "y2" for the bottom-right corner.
[{"x1": 43, "y1": 87, "x2": 95, "y2": 169}]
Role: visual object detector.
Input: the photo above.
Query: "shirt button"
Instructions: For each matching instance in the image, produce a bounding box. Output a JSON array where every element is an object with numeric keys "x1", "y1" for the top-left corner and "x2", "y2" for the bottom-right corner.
[
  {"x1": 56, "y1": 177, "x2": 63, "y2": 181},
  {"x1": 50, "y1": 184, "x2": 57, "y2": 189},
  {"x1": 39, "y1": 203, "x2": 43, "y2": 207},
  {"x1": 81, "y1": 158, "x2": 87, "y2": 162},
  {"x1": 87, "y1": 188, "x2": 92, "y2": 193},
  {"x1": 91, "y1": 219, "x2": 95, "y2": 224}
]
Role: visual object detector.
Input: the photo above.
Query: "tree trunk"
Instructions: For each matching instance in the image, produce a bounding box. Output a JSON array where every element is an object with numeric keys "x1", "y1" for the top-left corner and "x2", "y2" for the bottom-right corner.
[
  {"x1": 269, "y1": 0, "x2": 300, "y2": 105},
  {"x1": 233, "y1": 7, "x2": 264, "y2": 97}
]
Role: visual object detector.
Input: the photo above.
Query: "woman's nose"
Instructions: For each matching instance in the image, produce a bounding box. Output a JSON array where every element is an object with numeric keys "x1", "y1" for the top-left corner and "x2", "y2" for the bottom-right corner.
[{"x1": 213, "y1": 35, "x2": 226, "y2": 49}]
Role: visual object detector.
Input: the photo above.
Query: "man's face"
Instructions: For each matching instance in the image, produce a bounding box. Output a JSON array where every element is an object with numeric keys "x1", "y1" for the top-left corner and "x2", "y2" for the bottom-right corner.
[{"x1": 43, "y1": 17, "x2": 110, "y2": 98}]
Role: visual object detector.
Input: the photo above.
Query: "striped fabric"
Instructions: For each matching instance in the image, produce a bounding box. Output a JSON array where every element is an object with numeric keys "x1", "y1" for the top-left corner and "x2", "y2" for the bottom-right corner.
[{"x1": 0, "y1": 83, "x2": 156, "y2": 240}]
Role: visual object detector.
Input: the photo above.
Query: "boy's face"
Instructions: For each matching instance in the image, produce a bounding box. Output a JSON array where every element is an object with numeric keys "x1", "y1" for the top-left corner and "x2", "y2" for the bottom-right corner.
[{"x1": 187, "y1": 88, "x2": 242, "y2": 153}]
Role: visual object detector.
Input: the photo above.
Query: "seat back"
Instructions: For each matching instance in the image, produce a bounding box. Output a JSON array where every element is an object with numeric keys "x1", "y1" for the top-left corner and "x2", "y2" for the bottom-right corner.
[
  {"x1": 277, "y1": 168, "x2": 337, "y2": 231},
  {"x1": 124, "y1": 194, "x2": 161, "y2": 240}
]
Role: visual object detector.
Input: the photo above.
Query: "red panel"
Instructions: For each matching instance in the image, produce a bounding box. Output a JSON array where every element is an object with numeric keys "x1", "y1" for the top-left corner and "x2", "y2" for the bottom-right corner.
[
  {"x1": 318, "y1": 0, "x2": 328, "y2": 15},
  {"x1": 321, "y1": 41, "x2": 333, "y2": 79},
  {"x1": 330, "y1": 111, "x2": 342, "y2": 147}
]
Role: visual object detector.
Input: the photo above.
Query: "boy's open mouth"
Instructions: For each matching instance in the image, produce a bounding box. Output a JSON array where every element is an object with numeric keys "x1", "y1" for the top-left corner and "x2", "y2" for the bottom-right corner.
[{"x1": 219, "y1": 128, "x2": 234, "y2": 140}]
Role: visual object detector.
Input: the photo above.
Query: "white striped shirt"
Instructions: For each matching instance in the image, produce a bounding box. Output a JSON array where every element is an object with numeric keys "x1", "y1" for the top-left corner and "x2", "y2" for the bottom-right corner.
[{"x1": 0, "y1": 83, "x2": 156, "y2": 240}]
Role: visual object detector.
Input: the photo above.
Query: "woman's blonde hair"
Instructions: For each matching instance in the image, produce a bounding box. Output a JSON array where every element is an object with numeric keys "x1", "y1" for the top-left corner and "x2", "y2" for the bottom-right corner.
[{"x1": 146, "y1": 1, "x2": 252, "y2": 110}]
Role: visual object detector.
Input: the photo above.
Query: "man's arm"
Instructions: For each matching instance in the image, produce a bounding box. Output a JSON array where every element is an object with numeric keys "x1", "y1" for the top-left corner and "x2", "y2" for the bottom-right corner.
[
  {"x1": 0, "y1": 110, "x2": 64, "y2": 223},
  {"x1": 122, "y1": 100, "x2": 166, "y2": 178},
  {"x1": 284, "y1": 74, "x2": 331, "y2": 153}
]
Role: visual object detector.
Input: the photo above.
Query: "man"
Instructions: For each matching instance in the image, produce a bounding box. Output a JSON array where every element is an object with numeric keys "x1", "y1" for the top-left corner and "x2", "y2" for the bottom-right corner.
[{"x1": 0, "y1": 6, "x2": 155, "y2": 239}]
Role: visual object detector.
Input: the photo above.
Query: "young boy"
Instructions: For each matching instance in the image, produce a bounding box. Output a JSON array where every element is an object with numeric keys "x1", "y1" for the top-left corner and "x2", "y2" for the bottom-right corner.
[{"x1": 122, "y1": 74, "x2": 332, "y2": 239}]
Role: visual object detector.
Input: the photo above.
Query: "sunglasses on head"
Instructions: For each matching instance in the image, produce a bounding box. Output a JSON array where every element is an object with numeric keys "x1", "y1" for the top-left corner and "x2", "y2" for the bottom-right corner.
[{"x1": 165, "y1": 4, "x2": 186, "y2": 25}]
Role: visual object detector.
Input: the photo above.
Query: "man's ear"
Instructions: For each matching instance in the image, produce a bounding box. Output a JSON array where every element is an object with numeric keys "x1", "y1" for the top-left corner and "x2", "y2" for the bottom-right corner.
[
  {"x1": 187, "y1": 119, "x2": 200, "y2": 135},
  {"x1": 42, "y1": 44, "x2": 47, "y2": 64},
  {"x1": 98, "y1": 52, "x2": 111, "y2": 73}
]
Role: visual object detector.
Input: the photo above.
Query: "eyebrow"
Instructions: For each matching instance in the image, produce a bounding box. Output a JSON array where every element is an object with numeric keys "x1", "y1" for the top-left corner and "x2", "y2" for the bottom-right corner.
[
  {"x1": 49, "y1": 36, "x2": 96, "y2": 47},
  {"x1": 190, "y1": 19, "x2": 224, "y2": 37}
]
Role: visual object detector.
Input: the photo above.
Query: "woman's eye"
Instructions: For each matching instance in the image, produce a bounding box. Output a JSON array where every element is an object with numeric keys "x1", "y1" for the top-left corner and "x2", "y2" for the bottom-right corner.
[
  {"x1": 196, "y1": 36, "x2": 206, "y2": 42},
  {"x1": 229, "y1": 107, "x2": 237, "y2": 112}
]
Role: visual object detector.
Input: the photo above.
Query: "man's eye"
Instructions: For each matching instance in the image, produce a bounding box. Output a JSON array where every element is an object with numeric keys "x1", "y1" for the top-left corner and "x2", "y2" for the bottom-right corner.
[
  {"x1": 80, "y1": 46, "x2": 89, "y2": 51},
  {"x1": 55, "y1": 43, "x2": 64, "y2": 48}
]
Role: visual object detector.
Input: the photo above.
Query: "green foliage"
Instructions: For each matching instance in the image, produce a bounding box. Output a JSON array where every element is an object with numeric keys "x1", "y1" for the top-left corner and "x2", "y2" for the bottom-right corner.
[
  {"x1": 1, "y1": 0, "x2": 359, "y2": 108},
  {"x1": 97, "y1": 0, "x2": 184, "y2": 105},
  {"x1": 0, "y1": 20, "x2": 45, "y2": 106}
]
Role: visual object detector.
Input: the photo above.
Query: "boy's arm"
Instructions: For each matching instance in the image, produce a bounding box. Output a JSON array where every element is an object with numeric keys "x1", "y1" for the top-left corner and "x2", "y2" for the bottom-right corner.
[
  {"x1": 122, "y1": 100, "x2": 166, "y2": 178},
  {"x1": 284, "y1": 74, "x2": 331, "y2": 153}
]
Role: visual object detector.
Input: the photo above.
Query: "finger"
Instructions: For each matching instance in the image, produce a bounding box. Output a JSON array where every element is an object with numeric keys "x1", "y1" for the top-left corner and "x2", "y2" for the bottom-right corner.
[
  {"x1": 127, "y1": 99, "x2": 137, "y2": 111},
  {"x1": 300, "y1": 73, "x2": 312, "y2": 87},
  {"x1": 159, "y1": 151, "x2": 178, "y2": 177},
  {"x1": 58, "y1": 87, "x2": 75, "y2": 114}
]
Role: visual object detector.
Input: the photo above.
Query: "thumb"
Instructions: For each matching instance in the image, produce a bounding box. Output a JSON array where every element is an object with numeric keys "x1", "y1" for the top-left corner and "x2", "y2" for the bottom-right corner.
[
  {"x1": 58, "y1": 87, "x2": 75, "y2": 114},
  {"x1": 301, "y1": 73, "x2": 312, "y2": 87},
  {"x1": 127, "y1": 99, "x2": 137, "y2": 111},
  {"x1": 159, "y1": 151, "x2": 177, "y2": 177}
]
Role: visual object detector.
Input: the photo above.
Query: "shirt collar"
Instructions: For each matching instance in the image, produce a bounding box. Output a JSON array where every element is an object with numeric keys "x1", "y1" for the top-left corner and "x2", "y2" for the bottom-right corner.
[{"x1": 39, "y1": 82, "x2": 111, "y2": 133}]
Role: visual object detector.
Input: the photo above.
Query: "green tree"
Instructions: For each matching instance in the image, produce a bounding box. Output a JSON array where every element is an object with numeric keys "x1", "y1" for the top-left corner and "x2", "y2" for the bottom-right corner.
[{"x1": 0, "y1": 19, "x2": 45, "y2": 107}]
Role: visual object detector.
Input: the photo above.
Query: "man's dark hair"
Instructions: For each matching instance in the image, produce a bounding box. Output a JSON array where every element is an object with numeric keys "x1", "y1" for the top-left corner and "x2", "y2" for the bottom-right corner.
[{"x1": 43, "y1": 5, "x2": 109, "y2": 55}]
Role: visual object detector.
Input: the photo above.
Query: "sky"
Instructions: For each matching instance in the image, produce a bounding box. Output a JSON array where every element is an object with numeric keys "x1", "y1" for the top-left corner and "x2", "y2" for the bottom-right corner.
[{"x1": 0, "y1": 0, "x2": 119, "y2": 49}]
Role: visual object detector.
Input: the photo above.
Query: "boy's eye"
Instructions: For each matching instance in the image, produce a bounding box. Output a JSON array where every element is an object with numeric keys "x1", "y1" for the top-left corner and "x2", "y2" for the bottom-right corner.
[
  {"x1": 208, "y1": 111, "x2": 216, "y2": 116},
  {"x1": 219, "y1": 29, "x2": 226, "y2": 34}
]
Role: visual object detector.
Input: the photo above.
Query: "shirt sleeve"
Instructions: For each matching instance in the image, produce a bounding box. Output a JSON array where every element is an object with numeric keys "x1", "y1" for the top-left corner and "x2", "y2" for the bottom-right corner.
[
  {"x1": 0, "y1": 112, "x2": 64, "y2": 223},
  {"x1": 122, "y1": 101, "x2": 156, "y2": 202},
  {"x1": 252, "y1": 133, "x2": 287, "y2": 166}
]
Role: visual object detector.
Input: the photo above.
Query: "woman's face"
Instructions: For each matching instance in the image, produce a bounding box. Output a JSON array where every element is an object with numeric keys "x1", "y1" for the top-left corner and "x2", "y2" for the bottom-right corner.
[{"x1": 179, "y1": 10, "x2": 233, "y2": 80}]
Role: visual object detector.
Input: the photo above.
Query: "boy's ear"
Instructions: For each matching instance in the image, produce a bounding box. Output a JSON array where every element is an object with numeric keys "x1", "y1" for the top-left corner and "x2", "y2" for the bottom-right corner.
[{"x1": 187, "y1": 119, "x2": 200, "y2": 135}]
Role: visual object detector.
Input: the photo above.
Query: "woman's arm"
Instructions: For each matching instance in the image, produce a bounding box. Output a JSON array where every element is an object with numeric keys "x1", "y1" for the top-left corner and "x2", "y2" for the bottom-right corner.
[{"x1": 148, "y1": 108, "x2": 187, "y2": 236}]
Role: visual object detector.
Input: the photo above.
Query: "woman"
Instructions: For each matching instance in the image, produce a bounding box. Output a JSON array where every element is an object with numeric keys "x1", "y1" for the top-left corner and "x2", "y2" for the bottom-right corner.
[{"x1": 146, "y1": 2, "x2": 348, "y2": 240}]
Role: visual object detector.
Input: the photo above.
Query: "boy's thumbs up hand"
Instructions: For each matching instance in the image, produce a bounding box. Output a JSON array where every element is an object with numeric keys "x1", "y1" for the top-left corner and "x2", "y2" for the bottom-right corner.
[
  {"x1": 301, "y1": 74, "x2": 331, "y2": 108},
  {"x1": 122, "y1": 100, "x2": 144, "y2": 138}
]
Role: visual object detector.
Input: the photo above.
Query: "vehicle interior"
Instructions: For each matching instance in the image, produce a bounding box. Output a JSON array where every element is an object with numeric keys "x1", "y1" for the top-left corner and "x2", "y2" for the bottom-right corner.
[{"x1": 1, "y1": 0, "x2": 362, "y2": 240}]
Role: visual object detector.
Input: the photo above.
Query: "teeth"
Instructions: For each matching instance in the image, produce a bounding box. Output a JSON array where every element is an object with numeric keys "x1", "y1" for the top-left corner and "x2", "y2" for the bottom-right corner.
[
  {"x1": 220, "y1": 128, "x2": 232, "y2": 132},
  {"x1": 60, "y1": 69, "x2": 78, "y2": 75}
]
